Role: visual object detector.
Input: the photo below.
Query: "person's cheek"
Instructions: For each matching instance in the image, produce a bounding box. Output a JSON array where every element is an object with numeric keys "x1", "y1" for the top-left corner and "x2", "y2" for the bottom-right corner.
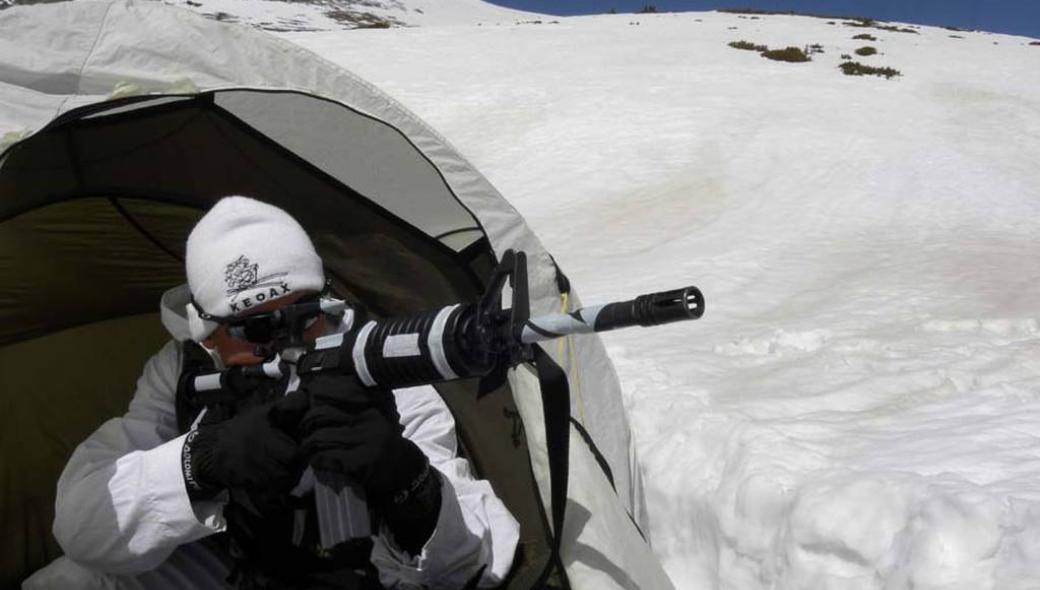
[
  {"x1": 303, "y1": 317, "x2": 333, "y2": 342},
  {"x1": 216, "y1": 337, "x2": 265, "y2": 366},
  {"x1": 223, "y1": 349, "x2": 266, "y2": 366}
]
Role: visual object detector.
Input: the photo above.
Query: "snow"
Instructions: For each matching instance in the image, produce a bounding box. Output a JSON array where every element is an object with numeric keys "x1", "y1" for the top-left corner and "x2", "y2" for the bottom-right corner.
[
  {"x1": 284, "y1": 11, "x2": 1040, "y2": 588},
  {"x1": 1, "y1": 0, "x2": 540, "y2": 31},
  {"x1": 146, "y1": 0, "x2": 541, "y2": 31}
]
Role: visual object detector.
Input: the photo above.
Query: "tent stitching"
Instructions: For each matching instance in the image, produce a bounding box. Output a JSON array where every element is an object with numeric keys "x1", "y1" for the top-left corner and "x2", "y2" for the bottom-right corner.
[
  {"x1": 1, "y1": 189, "x2": 202, "y2": 225},
  {"x1": 57, "y1": 0, "x2": 116, "y2": 118},
  {"x1": 433, "y1": 227, "x2": 482, "y2": 241},
  {"x1": 205, "y1": 105, "x2": 299, "y2": 198},
  {"x1": 47, "y1": 95, "x2": 187, "y2": 132},
  {"x1": 107, "y1": 197, "x2": 185, "y2": 263}
]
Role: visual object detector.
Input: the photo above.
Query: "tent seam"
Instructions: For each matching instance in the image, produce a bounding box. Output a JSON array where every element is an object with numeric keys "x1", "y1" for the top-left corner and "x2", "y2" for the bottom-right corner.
[
  {"x1": 55, "y1": 0, "x2": 116, "y2": 120},
  {"x1": 108, "y1": 197, "x2": 185, "y2": 264}
]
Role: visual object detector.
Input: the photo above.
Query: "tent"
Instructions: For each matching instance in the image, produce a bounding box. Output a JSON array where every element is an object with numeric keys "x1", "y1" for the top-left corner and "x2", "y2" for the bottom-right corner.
[{"x1": 0, "y1": 1, "x2": 673, "y2": 588}]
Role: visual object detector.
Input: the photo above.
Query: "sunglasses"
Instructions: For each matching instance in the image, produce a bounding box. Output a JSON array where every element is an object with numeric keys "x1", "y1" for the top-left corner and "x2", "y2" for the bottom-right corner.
[{"x1": 194, "y1": 293, "x2": 333, "y2": 345}]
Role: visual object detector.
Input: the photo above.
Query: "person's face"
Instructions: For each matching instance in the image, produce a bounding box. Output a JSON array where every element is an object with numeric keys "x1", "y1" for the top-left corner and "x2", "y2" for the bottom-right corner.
[{"x1": 202, "y1": 291, "x2": 331, "y2": 366}]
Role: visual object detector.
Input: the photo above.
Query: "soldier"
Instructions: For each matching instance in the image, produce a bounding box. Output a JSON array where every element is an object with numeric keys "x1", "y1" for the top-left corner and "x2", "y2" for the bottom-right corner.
[{"x1": 26, "y1": 196, "x2": 518, "y2": 589}]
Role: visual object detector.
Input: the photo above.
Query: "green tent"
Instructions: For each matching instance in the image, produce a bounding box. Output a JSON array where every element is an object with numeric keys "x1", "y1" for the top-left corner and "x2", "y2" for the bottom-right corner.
[{"x1": 0, "y1": 2, "x2": 670, "y2": 588}]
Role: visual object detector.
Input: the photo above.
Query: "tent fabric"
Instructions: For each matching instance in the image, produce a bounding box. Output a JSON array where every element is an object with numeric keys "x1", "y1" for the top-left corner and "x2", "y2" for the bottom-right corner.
[
  {"x1": 0, "y1": 312, "x2": 170, "y2": 587},
  {"x1": 510, "y1": 366, "x2": 676, "y2": 589},
  {"x1": 0, "y1": 1, "x2": 664, "y2": 587},
  {"x1": 0, "y1": 197, "x2": 198, "y2": 345}
]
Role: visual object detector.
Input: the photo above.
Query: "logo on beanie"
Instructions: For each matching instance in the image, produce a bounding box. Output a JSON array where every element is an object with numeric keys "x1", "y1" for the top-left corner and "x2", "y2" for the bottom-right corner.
[
  {"x1": 224, "y1": 254, "x2": 290, "y2": 302},
  {"x1": 224, "y1": 255, "x2": 259, "y2": 292}
]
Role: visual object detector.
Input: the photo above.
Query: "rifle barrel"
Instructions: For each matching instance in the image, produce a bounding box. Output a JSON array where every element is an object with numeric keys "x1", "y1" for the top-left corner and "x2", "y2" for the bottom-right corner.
[{"x1": 519, "y1": 286, "x2": 704, "y2": 344}]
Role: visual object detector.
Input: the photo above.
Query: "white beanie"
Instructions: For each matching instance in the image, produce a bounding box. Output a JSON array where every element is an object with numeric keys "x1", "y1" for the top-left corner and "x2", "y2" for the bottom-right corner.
[{"x1": 185, "y1": 196, "x2": 324, "y2": 341}]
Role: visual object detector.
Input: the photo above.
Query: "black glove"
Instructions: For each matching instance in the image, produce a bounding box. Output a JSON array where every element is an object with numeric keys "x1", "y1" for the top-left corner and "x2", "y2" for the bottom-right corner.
[
  {"x1": 299, "y1": 374, "x2": 442, "y2": 554},
  {"x1": 298, "y1": 373, "x2": 420, "y2": 496},
  {"x1": 182, "y1": 389, "x2": 310, "y2": 500}
]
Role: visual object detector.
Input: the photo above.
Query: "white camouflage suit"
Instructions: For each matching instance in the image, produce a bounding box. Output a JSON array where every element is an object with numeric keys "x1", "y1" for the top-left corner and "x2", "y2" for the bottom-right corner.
[{"x1": 24, "y1": 287, "x2": 519, "y2": 589}]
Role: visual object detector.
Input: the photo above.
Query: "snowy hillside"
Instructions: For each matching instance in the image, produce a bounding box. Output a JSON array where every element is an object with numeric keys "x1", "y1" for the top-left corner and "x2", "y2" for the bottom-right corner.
[
  {"x1": 0, "y1": 0, "x2": 541, "y2": 31},
  {"x1": 284, "y1": 11, "x2": 1040, "y2": 589}
]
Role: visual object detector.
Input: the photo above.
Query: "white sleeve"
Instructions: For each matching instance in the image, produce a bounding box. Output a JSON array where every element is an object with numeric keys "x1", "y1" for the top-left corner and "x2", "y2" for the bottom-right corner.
[
  {"x1": 52, "y1": 340, "x2": 227, "y2": 575},
  {"x1": 372, "y1": 385, "x2": 520, "y2": 589}
]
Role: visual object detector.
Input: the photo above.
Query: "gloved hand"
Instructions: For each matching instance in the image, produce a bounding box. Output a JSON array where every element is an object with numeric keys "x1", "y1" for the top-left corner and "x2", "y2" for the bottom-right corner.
[
  {"x1": 299, "y1": 373, "x2": 443, "y2": 554},
  {"x1": 298, "y1": 373, "x2": 424, "y2": 497},
  {"x1": 182, "y1": 389, "x2": 310, "y2": 500}
]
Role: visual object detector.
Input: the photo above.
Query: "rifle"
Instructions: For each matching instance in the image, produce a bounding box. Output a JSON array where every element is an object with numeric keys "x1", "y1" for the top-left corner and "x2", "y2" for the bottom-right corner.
[{"x1": 184, "y1": 249, "x2": 704, "y2": 548}]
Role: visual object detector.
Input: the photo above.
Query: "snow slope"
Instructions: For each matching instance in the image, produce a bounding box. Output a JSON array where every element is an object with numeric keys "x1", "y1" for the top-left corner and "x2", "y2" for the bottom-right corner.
[
  {"x1": 1, "y1": 0, "x2": 541, "y2": 31},
  {"x1": 286, "y1": 12, "x2": 1040, "y2": 589}
]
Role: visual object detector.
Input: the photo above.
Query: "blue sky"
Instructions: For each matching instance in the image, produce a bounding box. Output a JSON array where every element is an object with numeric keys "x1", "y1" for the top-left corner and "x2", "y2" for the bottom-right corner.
[{"x1": 486, "y1": 1, "x2": 1040, "y2": 39}]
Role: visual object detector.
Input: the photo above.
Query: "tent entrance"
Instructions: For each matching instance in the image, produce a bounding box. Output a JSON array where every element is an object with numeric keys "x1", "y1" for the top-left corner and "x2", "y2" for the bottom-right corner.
[
  {"x1": 0, "y1": 91, "x2": 557, "y2": 588},
  {"x1": 0, "y1": 90, "x2": 499, "y2": 344}
]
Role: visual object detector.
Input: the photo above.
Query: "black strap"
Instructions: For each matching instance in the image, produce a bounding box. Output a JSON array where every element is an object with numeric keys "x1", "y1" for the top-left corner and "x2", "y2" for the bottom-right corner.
[
  {"x1": 570, "y1": 417, "x2": 615, "y2": 492},
  {"x1": 176, "y1": 340, "x2": 218, "y2": 434},
  {"x1": 533, "y1": 346, "x2": 571, "y2": 589},
  {"x1": 548, "y1": 254, "x2": 571, "y2": 295},
  {"x1": 461, "y1": 564, "x2": 487, "y2": 590}
]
